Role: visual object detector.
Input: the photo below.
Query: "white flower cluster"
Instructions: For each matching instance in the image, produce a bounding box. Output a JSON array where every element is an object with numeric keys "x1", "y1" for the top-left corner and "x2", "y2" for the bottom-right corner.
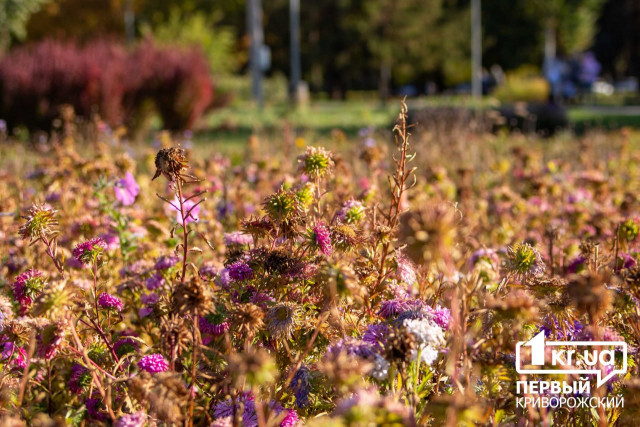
[
  {"x1": 370, "y1": 353, "x2": 390, "y2": 380},
  {"x1": 403, "y1": 318, "x2": 445, "y2": 366}
]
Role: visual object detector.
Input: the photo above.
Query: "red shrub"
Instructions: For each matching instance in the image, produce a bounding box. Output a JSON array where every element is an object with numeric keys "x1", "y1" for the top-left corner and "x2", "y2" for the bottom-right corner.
[{"x1": 0, "y1": 39, "x2": 214, "y2": 131}]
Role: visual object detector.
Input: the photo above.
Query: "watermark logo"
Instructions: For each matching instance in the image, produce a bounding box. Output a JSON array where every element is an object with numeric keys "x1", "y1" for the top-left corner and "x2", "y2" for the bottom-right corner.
[{"x1": 516, "y1": 331, "x2": 627, "y2": 388}]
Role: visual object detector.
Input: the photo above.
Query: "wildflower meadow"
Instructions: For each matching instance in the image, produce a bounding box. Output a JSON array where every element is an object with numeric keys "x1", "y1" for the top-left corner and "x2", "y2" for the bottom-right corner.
[{"x1": 1, "y1": 102, "x2": 639, "y2": 426}]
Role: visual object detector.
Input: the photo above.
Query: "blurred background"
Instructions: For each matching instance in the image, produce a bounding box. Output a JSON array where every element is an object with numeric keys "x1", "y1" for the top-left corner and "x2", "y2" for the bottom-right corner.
[{"x1": 0, "y1": 0, "x2": 639, "y2": 148}]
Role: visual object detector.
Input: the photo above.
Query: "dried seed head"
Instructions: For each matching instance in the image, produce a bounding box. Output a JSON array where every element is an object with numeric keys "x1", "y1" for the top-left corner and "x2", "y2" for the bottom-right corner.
[
  {"x1": 172, "y1": 276, "x2": 212, "y2": 314},
  {"x1": 18, "y1": 204, "x2": 58, "y2": 241},
  {"x1": 265, "y1": 302, "x2": 299, "y2": 337},
  {"x1": 152, "y1": 147, "x2": 188, "y2": 182},
  {"x1": 231, "y1": 303, "x2": 264, "y2": 336},
  {"x1": 298, "y1": 146, "x2": 334, "y2": 178},
  {"x1": 385, "y1": 327, "x2": 417, "y2": 365},
  {"x1": 227, "y1": 348, "x2": 276, "y2": 388},
  {"x1": 567, "y1": 273, "x2": 613, "y2": 320}
]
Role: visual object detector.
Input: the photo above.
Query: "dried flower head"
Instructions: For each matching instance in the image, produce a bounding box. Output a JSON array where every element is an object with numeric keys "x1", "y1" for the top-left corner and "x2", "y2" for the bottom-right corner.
[
  {"x1": 331, "y1": 224, "x2": 362, "y2": 253},
  {"x1": 265, "y1": 302, "x2": 300, "y2": 337},
  {"x1": 129, "y1": 372, "x2": 188, "y2": 425},
  {"x1": 385, "y1": 327, "x2": 418, "y2": 365},
  {"x1": 72, "y1": 237, "x2": 107, "y2": 265},
  {"x1": 232, "y1": 303, "x2": 264, "y2": 336},
  {"x1": 172, "y1": 276, "x2": 213, "y2": 314},
  {"x1": 152, "y1": 147, "x2": 188, "y2": 182},
  {"x1": 18, "y1": 204, "x2": 58, "y2": 241},
  {"x1": 566, "y1": 273, "x2": 613, "y2": 320},
  {"x1": 298, "y1": 146, "x2": 334, "y2": 178},
  {"x1": 227, "y1": 348, "x2": 277, "y2": 387}
]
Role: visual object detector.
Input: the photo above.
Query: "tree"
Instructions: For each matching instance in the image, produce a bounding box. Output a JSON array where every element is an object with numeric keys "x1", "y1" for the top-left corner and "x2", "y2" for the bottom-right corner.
[{"x1": 0, "y1": 0, "x2": 51, "y2": 53}]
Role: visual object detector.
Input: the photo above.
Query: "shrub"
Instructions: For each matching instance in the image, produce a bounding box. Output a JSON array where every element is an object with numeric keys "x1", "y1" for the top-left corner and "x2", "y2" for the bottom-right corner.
[{"x1": 0, "y1": 39, "x2": 215, "y2": 132}]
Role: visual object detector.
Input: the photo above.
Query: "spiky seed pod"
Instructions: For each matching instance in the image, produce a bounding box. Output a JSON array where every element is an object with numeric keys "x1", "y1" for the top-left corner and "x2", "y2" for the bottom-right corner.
[
  {"x1": 152, "y1": 147, "x2": 188, "y2": 182},
  {"x1": 172, "y1": 276, "x2": 212, "y2": 314},
  {"x1": 505, "y1": 242, "x2": 545, "y2": 280},
  {"x1": 231, "y1": 303, "x2": 264, "y2": 336},
  {"x1": 298, "y1": 146, "x2": 334, "y2": 178},
  {"x1": 385, "y1": 328, "x2": 417, "y2": 365},
  {"x1": 263, "y1": 189, "x2": 305, "y2": 239},
  {"x1": 18, "y1": 204, "x2": 59, "y2": 241},
  {"x1": 331, "y1": 224, "x2": 362, "y2": 253},
  {"x1": 265, "y1": 302, "x2": 299, "y2": 337},
  {"x1": 263, "y1": 248, "x2": 298, "y2": 275},
  {"x1": 566, "y1": 273, "x2": 613, "y2": 321},
  {"x1": 129, "y1": 372, "x2": 189, "y2": 425},
  {"x1": 317, "y1": 350, "x2": 371, "y2": 391},
  {"x1": 159, "y1": 315, "x2": 191, "y2": 355},
  {"x1": 227, "y1": 348, "x2": 277, "y2": 388}
]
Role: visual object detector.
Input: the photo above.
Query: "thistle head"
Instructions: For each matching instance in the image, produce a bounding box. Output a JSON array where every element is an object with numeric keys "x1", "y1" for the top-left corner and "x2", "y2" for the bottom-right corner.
[
  {"x1": 18, "y1": 204, "x2": 58, "y2": 241},
  {"x1": 305, "y1": 222, "x2": 333, "y2": 256},
  {"x1": 506, "y1": 242, "x2": 544, "y2": 279},
  {"x1": 298, "y1": 146, "x2": 334, "y2": 178},
  {"x1": 263, "y1": 189, "x2": 300, "y2": 224},
  {"x1": 152, "y1": 147, "x2": 188, "y2": 182}
]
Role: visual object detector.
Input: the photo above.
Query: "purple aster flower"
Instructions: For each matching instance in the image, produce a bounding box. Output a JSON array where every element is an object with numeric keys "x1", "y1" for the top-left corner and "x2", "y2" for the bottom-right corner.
[
  {"x1": 218, "y1": 268, "x2": 232, "y2": 288},
  {"x1": 116, "y1": 412, "x2": 147, "y2": 427},
  {"x1": 210, "y1": 417, "x2": 233, "y2": 427},
  {"x1": 145, "y1": 273, "x2": 165, "y2": 290},
  {"x1": 311, "y1": 222, "x2": 332, "y2": 256},
  {"x1": 170, "y1": 195, "x2": 200, "y2": 225},
  {"x1": 114, "y1": 172, "x2": 140, "y2": 206},
  {"x1": 85, "y1": 397, "x2": 107, "y2": 421},
  {"x1": 362, "y1": 323, "x2": 391, "y2": 350},
  {"x1": 141, "y1": 292, "x2": 159, "y2": 306},
  {"x1": 12, "y1": 268, "x2": 46, "y2": 315},
  {"x1": 154, "y1": 255, "x2": 179, "y2": 270},
  {"x1": 73, "y1": 237, "x2": 107, "y2": 265},
  {"x1": 69, "y1": 364, "x2": 90, "y2": 394},
  {"x1": 199, "y1": 264, "x2": 218, "y2": 281},
  {"x1": 98, "y1": 293, "x2": 124, "y2": 312},
  {"x1": 227, "y1": 261, "x2": 254, "y2": 282},
  {"x1": 378, "y1": 298, "x2": 415, "y2": 319},
  {"x1": 199, "y1": 316, "x2": 229, "y2": 336},
  {"x1": 290, "y1": 366, "x2": 311, "y2": 408},
  {"x1": 114, "y1": 338, "x2": 139, "y2": 358},
  {"x1": 566, "y1": 255, "x2": 588, "y2": 274},
  {"x1": 138, "y1": 354, "x2": 169, "y2": 373},
  {"x1": 327, "y1": 339, "x2": 377, "y2": 360},
  {"x1": 224, "y1": 231, "x2": 253, "y2": 247},
  {"x1": 213, "y1": 393, "x2": 257, "y2": 427},
  {"x1": 1, "y1": 342, "x2": 27, "y2": 369}
]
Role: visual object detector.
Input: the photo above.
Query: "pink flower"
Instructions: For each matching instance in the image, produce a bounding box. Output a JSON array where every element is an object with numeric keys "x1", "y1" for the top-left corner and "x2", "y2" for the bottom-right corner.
[
  {"x1": 12, "y1": 269, "x2": 46, "y2": 314},
  {"x1": 169, "y1": 195, "x2": 200, "y2": 225},
  {"x1": 73, "y1": 237, "x2": 107, "y2": 265},
  {"x1": 114, "y1": 172, "x2": 140, "y2": 206},
  {"x1": 138, "y1": 353, "x2": 169, "y2": 373},
  {"x1": 98, "y1": 293, "x2": 124, "y2": 312}
]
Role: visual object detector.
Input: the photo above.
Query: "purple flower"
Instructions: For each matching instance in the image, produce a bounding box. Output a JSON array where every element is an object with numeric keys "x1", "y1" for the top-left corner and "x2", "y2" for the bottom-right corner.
[
  {"x1": 12, "y1": 268, "x2": 46, "y2": 314},
  {"x1": 170, "y1": 195, "x2": 200, "y2": 225},
  {"x1": 116, "y1": 412, "x2": 146, "y2": 427},
  {"x1": 227, "y1": 261, "x2": 254, "y2": 282},
  {"x1": 199, "y1": 317, "x2": 229, "y2": 336},
  {"x1": 114, "y1": 338, "x2": 139, "y2": 358},
  {"x1": 85, "y1": 397, "x2": 107, "y2": 421},
  {"x1": 145, "y1": 273, "x2": 165, "y2": 290},
  {"x1": 311, "y1": 222, "x2": 332, "y2": 256},
  {"x1": 362, "y1": 323, "x2": 391, "y2": 350},
  {"x1": 378, "y1": 298, "x2": 415, "y2": 319},
  {"x1": 138, "y1": 354, "x2": 169, "y2": 373},
  {"x1": 327, "y1": 339, "x2": 377, "y2": 360},
  {"x1": 73, "y1": 237, "x2": 107, "y2": 265},
  {"x1": 154, "y1": 255, "x2": 179, "y2": 270},
  {"x1": 280, "y1": 410, "x2": 298, "y2": 427},
  {"x1": 213, "y1": 393, "x2": 257, "y2": 427},
  {"x1": 69, "y1": 364, "x2": 90, "y2": 394},
  {"x1": 1, "y1": 342, "x2": 27, "y2": 369},
  {"x1": 290, "y1": 366, "x2": 311, "y2": 408},
  {"x1": 100, "y1": 233, "x2": 120, "y2": 251},
  {"x1": 114, "y1": 172, "x2": 140, "y2": 206},
  {"x1": 98, "y1": 293, "x2": 124, "y2": 312},
  {"x1": 199, "y1": 264, "x2": 218, "y2": 281},
  {"x1": 224, "y1": 231, "x2": 253, "y2": 246},
  {"x1": 430, "y1": 306, "x2": 452, "y2": 329}
]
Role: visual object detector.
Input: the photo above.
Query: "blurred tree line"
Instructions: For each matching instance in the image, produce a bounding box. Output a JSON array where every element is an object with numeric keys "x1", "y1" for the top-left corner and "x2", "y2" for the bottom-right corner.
[{"x1": 1, "y1": 0, "x2": 637, "y2": 96}]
